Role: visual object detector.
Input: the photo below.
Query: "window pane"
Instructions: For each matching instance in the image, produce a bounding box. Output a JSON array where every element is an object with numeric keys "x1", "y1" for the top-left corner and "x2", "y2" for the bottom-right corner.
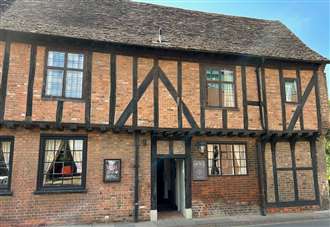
[
  {"x1": 222, "y1": 83, "x2": 235, "y2": 107},
  {"x1": 222, "y1": 159, "x2": 234, "y2": 175},
  {"x1": 48, "y1": 51, "x2": 65, "y2": 67},
  {"x1": 208, "y1": 144, "x2": 221, "y2": 175},
  {"x1": 207, "y1": 83, "x2": 220, "y2": 106},
  {"x1": 65, "y1": 71, "x2": 83, "y2": 98},
  {"x1": 221, "y1": 70, "x2": 234, "y2": 82},
  {"x1": 0, "y1": 141, "x2": 12, "y2": 188},
  {"x1": 206, "y1": 69, "x2": 220, "y2": 81},
  {"x1": 67, "y1": 53, "x2": 84, "y2": 69},
  {"x1": 42, "y1": 138, "x2": 84, "y2": 187},
  {"x1": 45, "y1": 69, "x2": 63, "y2": 96},
  {"x1": 285, "y1": 80, "x2": 297, "y2": 102}
]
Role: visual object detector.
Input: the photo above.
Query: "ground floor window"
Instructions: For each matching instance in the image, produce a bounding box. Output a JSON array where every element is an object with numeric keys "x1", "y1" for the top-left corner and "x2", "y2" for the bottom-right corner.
[
  {"x1": 37, "y1": 135, "x2": 87, "y2": 192},
  {"x1": 0, "y1": 137, "x2": 14, "y2": 193},
  {"x1": 207, "y1": 143, "x2": 247, "y2": 176}
]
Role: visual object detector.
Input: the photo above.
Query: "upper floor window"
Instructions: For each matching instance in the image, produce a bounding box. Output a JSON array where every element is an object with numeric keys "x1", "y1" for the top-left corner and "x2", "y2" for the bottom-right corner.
[
  {"x1": 36, "y1": 135, "x2": 87, "y2": 192},
  {"x1": 206, "y1": 68, "x2": 236, "y2": 108},
  {"x1": 44, "y1": 51, "x2": 85, "y2": 99},
  {"x1": 207, "y1": 143, "x2": 247, "y2": 176},
  {"x1": 284, "y1": 79, "x2": 297, "y2": 103},
  {"x1": 0, "y1": 137, "x2": 14, "y2": 194}
]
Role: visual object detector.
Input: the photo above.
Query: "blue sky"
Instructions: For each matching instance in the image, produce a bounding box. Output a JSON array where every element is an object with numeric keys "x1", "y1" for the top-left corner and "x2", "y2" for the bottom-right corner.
[{"x1": 135, "y1": 0, "x2": 330, "y2": 95}]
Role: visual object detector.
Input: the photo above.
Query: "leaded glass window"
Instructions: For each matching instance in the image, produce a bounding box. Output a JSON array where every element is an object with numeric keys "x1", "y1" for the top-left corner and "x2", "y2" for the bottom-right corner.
[
  {"x1": 44, "y1": 51, "x2": 84, "y2": 99},
  {"x1": 284, "y1": 79, "x2": 298, "y2": 103},
  {"x1": 37, "y1": 136, "x2": 87, "y2": 191},
  {"x1": 206, "y1": 68, "x2": 236, "y2": 107},
  {"x1": 207, "y1": 143, "x2": 247, "y2": 176}
]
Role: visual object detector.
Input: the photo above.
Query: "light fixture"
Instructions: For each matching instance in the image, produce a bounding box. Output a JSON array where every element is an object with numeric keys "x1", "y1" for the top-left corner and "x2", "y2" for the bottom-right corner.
[{"x1": 196, "y1": 141, "x2": 207, "y2": 154}]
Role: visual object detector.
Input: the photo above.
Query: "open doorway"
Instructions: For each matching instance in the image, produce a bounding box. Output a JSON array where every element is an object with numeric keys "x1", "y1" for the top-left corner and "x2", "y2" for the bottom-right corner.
[{"x1": 157, "y1": 158, "x2": 185, "y2": 216}]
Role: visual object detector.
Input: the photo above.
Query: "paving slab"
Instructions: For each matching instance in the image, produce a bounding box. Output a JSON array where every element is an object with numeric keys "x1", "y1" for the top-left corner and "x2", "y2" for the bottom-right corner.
[{"x1": 51, "y1": 210, "x2": 330, "y2": 227}]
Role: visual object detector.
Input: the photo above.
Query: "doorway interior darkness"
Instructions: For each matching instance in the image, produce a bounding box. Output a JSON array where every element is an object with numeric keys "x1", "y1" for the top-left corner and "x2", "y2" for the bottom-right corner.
[{"x1": 157, "y1": 158, "x2": 185, "y2": 212}]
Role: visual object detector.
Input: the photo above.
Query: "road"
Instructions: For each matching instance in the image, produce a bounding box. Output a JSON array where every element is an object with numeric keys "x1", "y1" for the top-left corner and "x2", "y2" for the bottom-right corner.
[{"x1": 236, "y1": 218, "x2": 330, "y2": 227}]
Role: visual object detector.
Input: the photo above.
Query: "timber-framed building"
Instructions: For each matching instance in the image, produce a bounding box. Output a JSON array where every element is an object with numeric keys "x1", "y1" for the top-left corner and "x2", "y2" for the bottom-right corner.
[{"x1": 0, "y1": 0, "x2": 329, "y2": 226}]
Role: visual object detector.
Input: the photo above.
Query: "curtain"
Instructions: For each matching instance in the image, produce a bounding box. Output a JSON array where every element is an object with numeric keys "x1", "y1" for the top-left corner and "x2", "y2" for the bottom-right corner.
[
  {"x1": 233, "y1": 145, "x2": 246, "y2": 175},
  {"x1": 44, "y1": 140, "x2": 62, "y2": 174},
  {"x1": 0, "y1": 142, "x2": 10, "y2": 177}
]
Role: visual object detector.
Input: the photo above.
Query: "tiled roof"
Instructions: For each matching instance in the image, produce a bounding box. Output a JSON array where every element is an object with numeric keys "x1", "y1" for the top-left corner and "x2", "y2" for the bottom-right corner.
[{"x1": 0, "y1": 0, "x2": 328, "y2": 62}]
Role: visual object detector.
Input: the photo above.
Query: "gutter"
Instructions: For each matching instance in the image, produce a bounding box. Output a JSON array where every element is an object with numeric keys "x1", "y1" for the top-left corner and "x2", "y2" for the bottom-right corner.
[{"x1": 133, "y1": 132, "x2": 140, "y2": 222}]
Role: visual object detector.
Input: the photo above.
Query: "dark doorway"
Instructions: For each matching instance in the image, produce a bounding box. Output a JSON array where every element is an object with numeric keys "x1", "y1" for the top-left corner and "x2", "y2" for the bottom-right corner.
[{"x1": 157, "y1": 158, "x2": 177, "y2": 211}]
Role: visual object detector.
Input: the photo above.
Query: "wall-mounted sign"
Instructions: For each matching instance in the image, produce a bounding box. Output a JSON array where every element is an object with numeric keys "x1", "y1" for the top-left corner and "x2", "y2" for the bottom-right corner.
[
  {"x1": 192, "y1": 159, "x2": 208, "y2": 181},
  {"x1": 104, "y1": 159, "x2": 121, "y2": 183}
]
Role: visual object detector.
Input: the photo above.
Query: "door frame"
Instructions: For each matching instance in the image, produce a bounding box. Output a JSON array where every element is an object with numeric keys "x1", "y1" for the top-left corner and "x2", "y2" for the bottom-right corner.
[{"x1": 150, "y1": 133, "x2": 192, "y2": 220}]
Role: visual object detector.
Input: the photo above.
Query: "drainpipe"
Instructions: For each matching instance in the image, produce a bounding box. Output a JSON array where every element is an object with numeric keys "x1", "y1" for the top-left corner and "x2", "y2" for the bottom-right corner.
[{"x1": 133, "y1": 131, "x2": 140, "y2": 222}]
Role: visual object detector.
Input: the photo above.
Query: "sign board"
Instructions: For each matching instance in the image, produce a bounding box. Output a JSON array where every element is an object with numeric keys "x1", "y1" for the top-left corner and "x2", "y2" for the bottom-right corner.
[{"x1": 192, "y1": 159, "x2": 208, "y2": 181}]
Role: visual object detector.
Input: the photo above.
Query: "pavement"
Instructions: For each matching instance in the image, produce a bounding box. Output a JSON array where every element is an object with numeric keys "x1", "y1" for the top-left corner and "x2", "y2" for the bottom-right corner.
[{"x1": 53, "y1": 210, "x2": 330, "y2": 227}]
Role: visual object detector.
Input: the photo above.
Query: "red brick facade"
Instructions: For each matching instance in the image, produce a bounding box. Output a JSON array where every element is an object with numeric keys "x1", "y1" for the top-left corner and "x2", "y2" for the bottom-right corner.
[{"x1": 0, "y1": 37, "x2": 328, "y2": 227}]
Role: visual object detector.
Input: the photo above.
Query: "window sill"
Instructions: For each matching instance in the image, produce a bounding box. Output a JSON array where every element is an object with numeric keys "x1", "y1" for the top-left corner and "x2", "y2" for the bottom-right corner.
[
  {"x1": 34, "y1": 188, "x2": 87, "y2": 195},
  {"x1": 0, "y1": 191, "x2": 13, "y2": 196}
]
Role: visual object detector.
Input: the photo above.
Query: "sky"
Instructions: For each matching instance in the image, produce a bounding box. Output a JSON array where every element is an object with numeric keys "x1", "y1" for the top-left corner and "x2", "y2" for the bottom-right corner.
[{"x1": 134, "y1": 0, "x2": 330, "y2": 95}]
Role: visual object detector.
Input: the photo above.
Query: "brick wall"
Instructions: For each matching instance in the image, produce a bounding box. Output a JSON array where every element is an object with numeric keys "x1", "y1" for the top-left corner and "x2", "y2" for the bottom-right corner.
[
  {"x1": 191, "y1": 136, "x2": 260, "y2": 216},
  {"x1": 0, "y1": 41, "x2": 324, "y2": 132},
  {"x1": 0, "y1": 129, "x2": 151, "y2": 226},
  {"x1": 264, "y1": 140, "x2": 318, "y2": 204}
]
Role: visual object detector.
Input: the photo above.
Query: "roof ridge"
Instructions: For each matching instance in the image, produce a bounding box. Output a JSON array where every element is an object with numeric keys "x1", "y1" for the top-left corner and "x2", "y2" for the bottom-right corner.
[{"x1": 129, "y1": 0, "x2": 279, "y2": 23}]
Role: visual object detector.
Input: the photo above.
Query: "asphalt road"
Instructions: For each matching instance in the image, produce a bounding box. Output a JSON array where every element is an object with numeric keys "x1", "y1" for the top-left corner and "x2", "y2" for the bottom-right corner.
[{"x1": 240, "y1": 218, "x2": 330, "y2": 227}]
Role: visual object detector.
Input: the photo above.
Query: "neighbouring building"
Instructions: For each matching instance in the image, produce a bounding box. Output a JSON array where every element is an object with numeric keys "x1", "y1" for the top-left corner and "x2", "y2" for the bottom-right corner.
[{"x1": 0, "y1": 0, "x2": 329, "y2": 226}]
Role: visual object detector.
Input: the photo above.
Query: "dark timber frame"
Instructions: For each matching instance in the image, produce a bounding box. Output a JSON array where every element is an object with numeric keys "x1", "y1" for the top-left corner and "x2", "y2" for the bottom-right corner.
[
  {"x1": 0, "y1": 39, "x2": 10, "y2": 121},
  {"x1": 26, "y1": 44, "x2": 37, "y2": 120},
  {"x1": 263, "y1": 136, "x2": 320, "y2": 208},
  {"x1": 0, "y1": 30, "x2": 323, "y2": 135}
]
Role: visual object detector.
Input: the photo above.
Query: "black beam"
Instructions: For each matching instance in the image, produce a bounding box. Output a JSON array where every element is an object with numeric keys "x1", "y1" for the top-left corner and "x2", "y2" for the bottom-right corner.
[
  {"x1": 296, "y1": 68, "x2": 304, "y2": 130},
  {"x1": 310, "y1": 138, "x2": 320, "y2": 205},
  {"x1": 199, "y1": 64, "x2": 206, "y2": 129},
  {"x1": 256, "y1": 66, "x2": 265, "y2": 129},
  {"x1": 116, "y1": 67, "x2": 156, "y2": 127},
  {"x1": 85, "y1": 51, "x2": 92, "y2": 126},
  {"x1": 271, "y1": 140, "x2": 279, "y2": 204},
  {"x1": 151, "y1": 133, "x2": 157, "y2": 210},
  {"x1": 287, "y1": 74, "x2": 316, "y2": 131},
  {"x1": 56, "y1": 101, "x2": 63, "y2": 125},
  {"x1": 109, "y1": 54, "x2": 116, "y2": 126},
  {"x1": 0, "y1": 40, "x2": 10, "y2": 121},
  {"x1": 158, "y1": 69, "x2": 198, "y2": 128},
  {"x1": 133, "y1": 132, "x2": 140, "y2": 222},
  {"x1": 279, "y1": 67, "x2": 286, "y2": 130},
  {"x1": 256, "y1": 141, "x2": 267, "y2": 216},
  {"x1": 177, "y1": 61, "x2": 183, "y2": 128},
  {"x1": 25, "y1": 44, "x2": 37, "y2": 120},
  {"x1": 222, "y1": 109, "x2": 228, "y2": 129},
  {"x1": 154, "y1": 59, "x2": 159, "y2": 128},
  {"x1": 132, "y1": 57, "x2": 138, "y2": 127},
  {"x1": 313, "y1": 70, "x2": 322, "y2": 132},
  {"x1": 261, "y1": 65, "x2": 269, "y2": 130},
  {"x1": 242, "y1": 65, "x2": 248, "y2": 129},
  {"x1": 185, "y1": 135, "x2": 192, "y2": 209}
]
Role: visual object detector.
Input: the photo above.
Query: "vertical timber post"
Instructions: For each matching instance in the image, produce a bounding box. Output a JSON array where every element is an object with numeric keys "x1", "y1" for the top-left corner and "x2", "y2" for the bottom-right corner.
[
  {"x1": 256, "y1": 141, "x2": 267, "y2": 216},
  {"x1": 150, "y1": 132, "x2": 158, "y2": 221},
  {"x1": 133, "y1": 131, "x2": 140, "y2": 222}
]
